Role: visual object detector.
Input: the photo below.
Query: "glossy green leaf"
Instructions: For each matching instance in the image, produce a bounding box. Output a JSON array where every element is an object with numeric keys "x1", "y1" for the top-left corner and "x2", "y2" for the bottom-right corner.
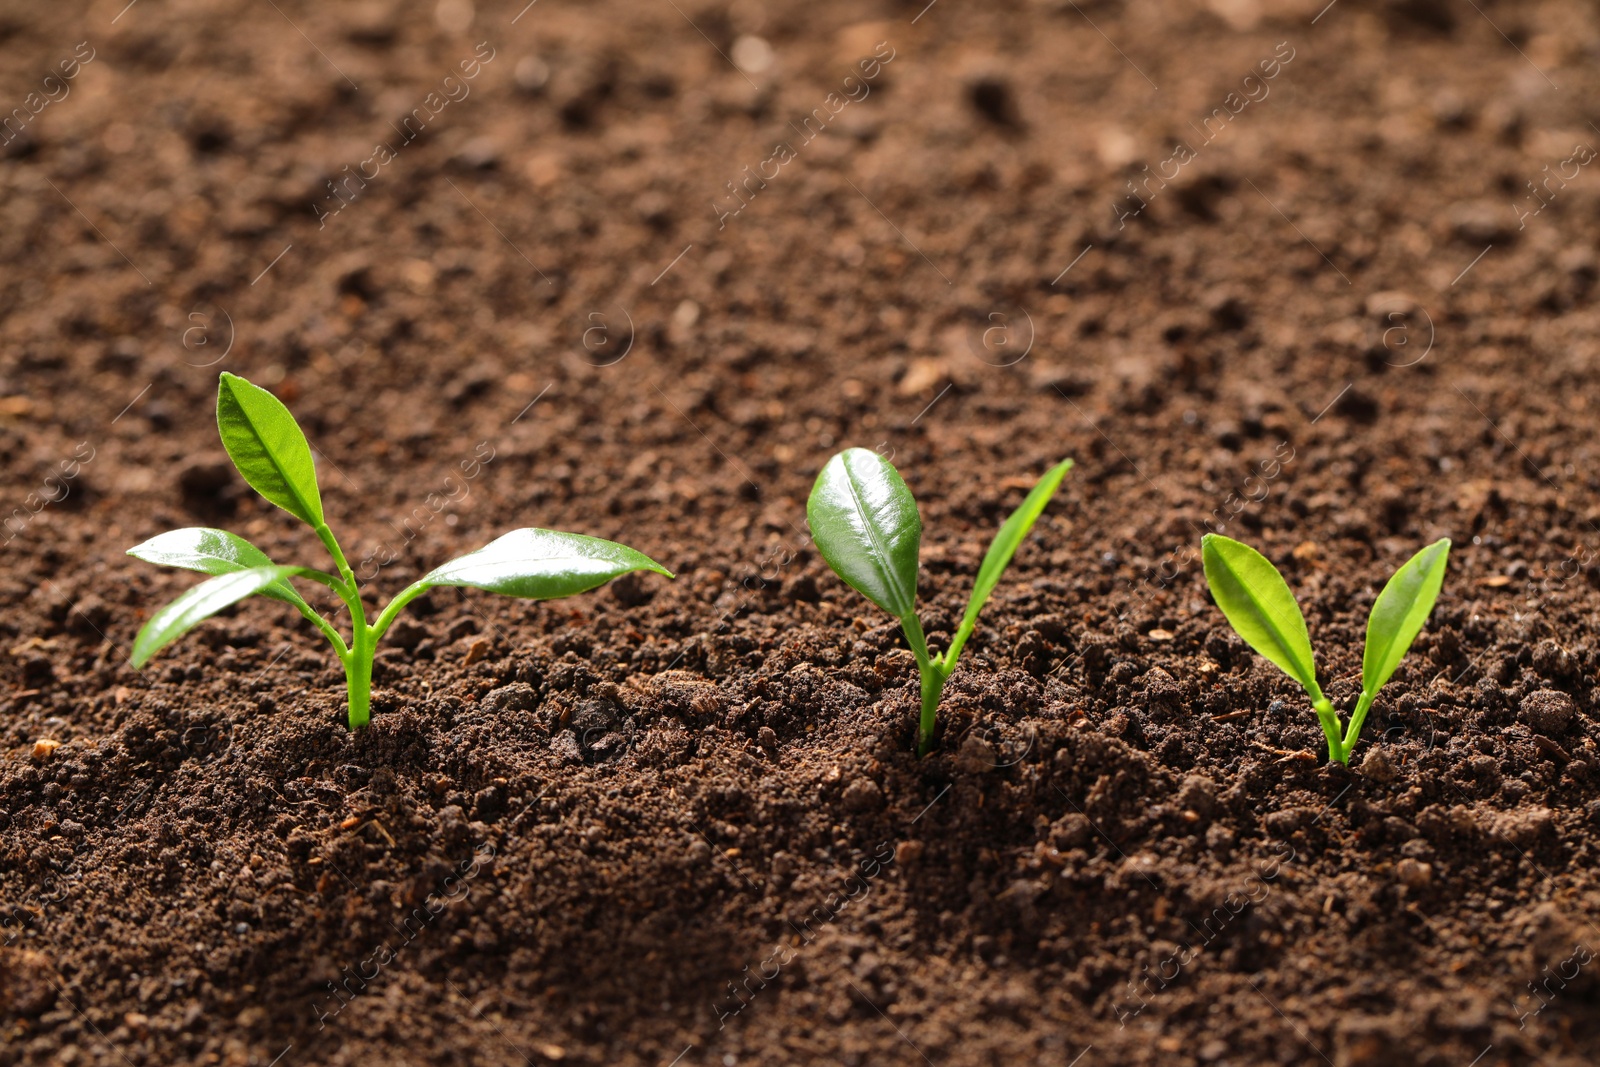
[
  {"x1": 216, "y1": 372, "x2": 324, "y2": 528},
  {"x1": 415, "y1": 528, "x2": 673, "y2": 599},
  {"x1": 952, "y1": 458, "x2": 1073, "y2": 649},
  {"x1": 1201, "y1": 534, "x2": 1318, "y2": 693},
  {"x1": 127, "y1": 527, "x2": 310, "y2": 608},
  {"x1": 131, "y1": 565, "x2": 309, "y2": 668},
  {"x1": 806, "y1": 448, "x2": 922, "y2": 619},
  {"x1": 1362, "y1": 538, "x2": 1451, "y2": 697}
]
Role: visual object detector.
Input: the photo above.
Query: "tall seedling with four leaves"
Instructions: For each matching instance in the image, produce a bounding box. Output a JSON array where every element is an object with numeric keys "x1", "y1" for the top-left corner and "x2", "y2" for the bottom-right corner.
[
  {"x1": 807, "y1": 448, "x2": 1072, "y2": 755},
  {"x1": 127, "y1": 372, "x2": 672, "y2": 729},
  {"x1": 1201, "y1": 533, "x2": 1450, "y2": 764}
]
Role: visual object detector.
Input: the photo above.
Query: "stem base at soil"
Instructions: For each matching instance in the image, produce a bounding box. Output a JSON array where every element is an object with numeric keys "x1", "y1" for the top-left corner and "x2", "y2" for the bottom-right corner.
[
  {"x1": 916, "y1": 669, "x2": 947, "y2": 756},
  {"x1": 343, "y1": 636, "x2": 374, "y2": 730}
]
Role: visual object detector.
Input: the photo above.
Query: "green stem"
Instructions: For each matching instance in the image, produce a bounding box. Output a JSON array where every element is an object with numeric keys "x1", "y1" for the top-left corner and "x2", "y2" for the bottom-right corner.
[
  {"x1": 1309, "y1": 685, "x2": 1343, "y2": 765},
  {"x1": 314, "y1": 522, "x2": 375, "y2": 730},
  {"x1": 290, "y1": 568, "x2": 348, "y2": 594},
  {"x1": 372, "y1": 580, "x2": 431, "y2": 643},
  {"x1": 343, "y1": 628, "x2": 375, "y2": 730},
  {"x1": 900, "y1": 613, "x2": 949, "y2": 757},
  {"x1": 315, "y1": 523, "x2": 356, "y2": 587},
  {"x1": 916, "y1": 667, "x2": 947, "y2": 758},
  {"x1": 941, "y1": 617, "x2": 976, "y2": 672},
  {"x1": 1340, "y1": 690, "x2": 1376, "y2": 764},
  {"x1": 291, "y1": 601, "x2": 350, "y2": 659}
]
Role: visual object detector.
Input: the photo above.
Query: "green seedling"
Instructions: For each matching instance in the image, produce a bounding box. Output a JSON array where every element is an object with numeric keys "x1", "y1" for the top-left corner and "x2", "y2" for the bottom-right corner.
[
  {"x1": 807, "y1": 448, "x2": 1072, "y2": 755},
  {"x1": 1201, "y1": 533, "x2": 1450, "y2": 764},
  {"x1": 128, "y1": 372, "x2": 672, "y2": 729}
]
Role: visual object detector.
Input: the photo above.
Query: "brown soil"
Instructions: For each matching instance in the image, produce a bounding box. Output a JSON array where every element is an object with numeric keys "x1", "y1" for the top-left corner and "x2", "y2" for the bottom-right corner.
[{"x1": 5, "y1": 0, "x2": 1600, "y2": 1064}]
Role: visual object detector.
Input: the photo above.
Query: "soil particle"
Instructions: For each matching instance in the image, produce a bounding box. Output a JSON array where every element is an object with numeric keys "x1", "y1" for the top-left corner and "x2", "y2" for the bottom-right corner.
[
  {"x1": 1050, "y1": 813, "x2": 1094, "y2": 851},
  {"x1": 1521, "y1": 690, "x2": 1577, "y2": 736},
  {"x1": 0, "y1": 949, "x2": 57, "y2": 1017},
  {"x1": 1359, "y1": 746, "x2": 1401, "y2": 783},
  {"x1": 1487, "y1": 807, "x2": 1556, "y2": 848},
  {"x1": 1141, "y1": 666, "x2": 1182, "y2": 709},
  {"x1": 1396, "y1": 857, "x2": 1433, "y2": 889},
  {"x1": 1175, "y1": 773, "x2": 1217, "y2": 816},
  {"x1": 1449, "y1": 201, "x2": 1521, "y2": 245},
  {"x1": 835, "y1": 776, "x2": 880, "y2": 814},
  {"x1": 952, "y1": 733, "x2": 998, "y2": 774}
]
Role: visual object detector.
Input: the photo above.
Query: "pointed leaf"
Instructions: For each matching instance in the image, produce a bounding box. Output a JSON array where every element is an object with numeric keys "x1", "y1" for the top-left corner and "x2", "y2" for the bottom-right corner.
[
  {"x1": 216, "y1": 372, "x2": 324, "y2": 527},
  {"x1": 131, "y1": 565, "x2": 308, "y2": 668},
  {"x1": 1362, "y1": 538, "x2": 1451, "y2": 697},
  {"x1": 955, "y1": 458, "x2": 1072, "y2": 642},
  {"x1": 415, "y1": 528, "x2": 672, "y2": 599},
  {"x1": 806, "y1": 448, "x2": 921, "y2": 619},
  {"x1": 1201, "y1": 534, "x2": 1318, "y2": 693},
  {"x1": 128, "y1": 527, "x2": 311, "y2": 608}
]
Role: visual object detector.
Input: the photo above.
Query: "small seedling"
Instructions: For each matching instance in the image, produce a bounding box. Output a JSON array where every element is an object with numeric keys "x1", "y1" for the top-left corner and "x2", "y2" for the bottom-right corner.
[
  {"x1": 1201, "y1": 533, "x2": 1450, "y2": 764},
  {"x1": 807, "y1": 448, "x2": 1072, "y2": 755},
  {"x1": 128, "y1": 372, "x2": 672, "y2": 729}
]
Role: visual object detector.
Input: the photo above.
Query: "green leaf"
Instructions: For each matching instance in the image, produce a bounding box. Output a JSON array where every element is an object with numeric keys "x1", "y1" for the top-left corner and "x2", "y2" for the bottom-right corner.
[
  {"x1": 1361, "y1": 538, "x2": 1451, "y2": 698},
  {"x1": 415, "y1": 529, "x2": 673, "y2": 599},
  {"x1": 215, "y1": 372, "x2": 324, "y2": 528},
  {"x1": 131, "y1": 565, "x2": 308, "y2": 668},
  {"x1": 806, "y1": 448, "x2": 922, "y2": 619},
  {"x1": 128, "y1": 527, "x2": 311, "y2": 608},
  {"x1": 1201, "y1": 534, "x2": 1318, "y2": 693},
  {"x1": 951, "y1": 458, "x2": 1072, "y2": 650}
]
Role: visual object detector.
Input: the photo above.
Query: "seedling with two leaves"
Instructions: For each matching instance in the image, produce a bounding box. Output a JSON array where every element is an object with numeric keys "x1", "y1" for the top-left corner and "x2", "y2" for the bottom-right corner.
[
  {"x1": 1201, "y1": 533, "x2": 1450, "y2": 765},
  {"x1": 127, "y1": 372, "x2": 672, "y2": 729},
  {"x1": 807, "y1": 448, "x2": 1072, "y2": 755}
]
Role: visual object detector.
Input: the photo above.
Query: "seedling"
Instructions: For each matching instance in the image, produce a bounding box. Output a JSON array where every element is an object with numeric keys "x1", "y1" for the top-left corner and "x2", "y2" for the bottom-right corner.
[
  {"x1": 127, "y1": 372, "x2": 672, "y2": 729},
  {"x1": 807, "y1": 448, "x2": 1072, "y2": 755},
  {"x1": 1201, "y1": 533, "x2": 1450, "y2": 764}
]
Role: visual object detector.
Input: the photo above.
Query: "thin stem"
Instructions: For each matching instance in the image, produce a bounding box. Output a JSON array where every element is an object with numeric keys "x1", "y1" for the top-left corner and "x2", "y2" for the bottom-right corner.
[
  {"x1": 315, "y1": 523, "x2": 358, "y2": 591},
  {"x1": 289, "y1": 568, "x2": 348, "y2": 594},
  {"x1": 1340, "y1": 690, "x2": 1376, "y2": 764},
  {"x1": 372, "y1": 580, "x2": 432, "y2": 643},
  {"x1": 941, "y1": 617, "x2": 977, "y2": 672},
  {"x1": 313, "y1": 522, "x2": 374, "y2": 730},
  {"x1": 343, "y1": 628, "x2": 374, "y2": 729},
  {"x1": 916, "y1": 669, "x2": 946, "y2": 758},
  {"x1": 900, "y1": 613, "x2": 949, "y2": 756},
  {"x1": 1308, "y1": 683, "x2": 1343, "y2": 765},
  {"x1": 900, "y1": 611, "x2": 933, "y2": 671},
  {"x1": 291, "y1": 601, "x2": 350, "y2": 659}
]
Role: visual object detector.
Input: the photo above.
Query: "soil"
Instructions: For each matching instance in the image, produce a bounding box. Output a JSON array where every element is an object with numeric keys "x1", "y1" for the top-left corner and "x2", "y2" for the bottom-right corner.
[{"x1": 5, "y1": 0, "x2": 1600, "y2": 1064}]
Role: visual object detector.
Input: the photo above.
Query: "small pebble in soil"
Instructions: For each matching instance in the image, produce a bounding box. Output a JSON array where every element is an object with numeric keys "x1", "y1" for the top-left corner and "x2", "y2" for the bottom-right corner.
[
  {"x1": 31, "y1": 739, "x2": 60, "y2": 761},
  {"x1": 1520, "y1": 690, "x2": 1576, "y2": 736},
  {"x1": 841, "y1": 778, "x2": 883, "y2": 812},
  {"x1": 1142, "y1": 666, "x2": 1181, "y2": 707},
  {"x1": 1396, "y1": 858, "x2": 1432, "y2": 889},
  {"x1": 1051, "y1": 813, "x2": 1092, "y2": 851},
  {"x1": 480, "y1": 683, "x2": 537, "y2": 716},
  {"x1": 549, "y1": 732, "x2": 582, "y2": 764},
  {"x1": 1359, "y1": 747, "x2": 1399, "y2": 783}
]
